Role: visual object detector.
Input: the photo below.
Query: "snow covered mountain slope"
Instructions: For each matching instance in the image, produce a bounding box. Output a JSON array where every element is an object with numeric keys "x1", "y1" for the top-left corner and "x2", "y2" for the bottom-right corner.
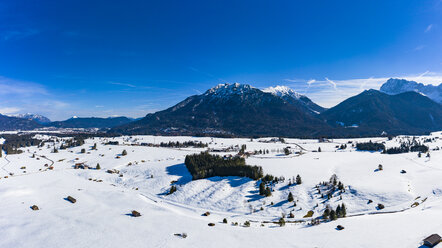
[
  {"x1": 380, "y1": 78, "x2": 442, "y2": 104},
  {"x1": 112, "y1": 83, "x2": 331, "y2": 137},
  {"x1": 264, "y1": 86, "x2": 326, "y2": 114},
  {"x1": 10, "y1": 113, "x2": 51, "y2": 124}
]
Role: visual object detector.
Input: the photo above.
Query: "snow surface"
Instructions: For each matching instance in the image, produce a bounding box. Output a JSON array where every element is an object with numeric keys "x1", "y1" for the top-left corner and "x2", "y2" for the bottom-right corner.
[{"x1": 1, "y1": 133, "x2": 442, "y2": 247}]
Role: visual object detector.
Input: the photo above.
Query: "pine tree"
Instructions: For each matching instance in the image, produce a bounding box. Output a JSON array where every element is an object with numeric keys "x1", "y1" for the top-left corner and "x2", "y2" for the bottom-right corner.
[
  {"x1": 81, "y1": 148, "x2": 86, "y2": 153},
  {"x1": 223, "y1": 218, "x2": 227, "y2": 224},
  {"x1": 265, "y1": 187, "x2": 272, "y2": 197},
  {"x1": 318, "y1": 147, "x2": 322, "y2": 152},
  {"x1": 323, "y1": 208, "x2": 330, "y2": 220},
  {"x1": 296, "y1": 174, "x2": 302, "y2": 184},
  {"x1": 288, "y1": 192, "x2": 294, "y2": 202},
  {"x1": 341, "y1": 203, "x2": 346, "y2": 217},
  {"x1": 336, "y1": 205, "x2": 342, "y2": 218},
  {"x1": 329, "y1": 210, "x2": 337, "y2": 221},
  {"x1": 259, "y1": 182, "x2": 266, "y2": 195},
  {"x1": 122, "y1": 150, "x2": 128, "y2": 156},
  {"x1": 96, "y1": 163, "x2": 101, "y2": 170},
  {"x1": 92, "y1": 143, "x2": 97, "y2": 150}
]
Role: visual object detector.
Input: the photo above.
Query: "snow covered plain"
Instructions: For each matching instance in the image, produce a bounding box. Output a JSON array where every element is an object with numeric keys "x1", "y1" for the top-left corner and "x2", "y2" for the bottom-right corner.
[{"x1": 1, "y1": 133, "x2": 442, "y2": 247}]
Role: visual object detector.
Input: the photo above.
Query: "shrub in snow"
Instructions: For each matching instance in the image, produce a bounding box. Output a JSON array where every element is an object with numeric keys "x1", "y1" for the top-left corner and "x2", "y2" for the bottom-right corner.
[
  {"x1": 287, "y1": 192, "x2": 294, "y2": 202},
  {"x1": 278, "y1": 217, "x2": 286, "y2": 227}
]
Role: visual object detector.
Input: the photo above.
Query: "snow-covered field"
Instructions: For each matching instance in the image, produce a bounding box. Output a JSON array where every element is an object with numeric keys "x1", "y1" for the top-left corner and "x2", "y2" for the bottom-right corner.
[{"x1": 1, "y1": 132, "x2": 442, "y2": 247}]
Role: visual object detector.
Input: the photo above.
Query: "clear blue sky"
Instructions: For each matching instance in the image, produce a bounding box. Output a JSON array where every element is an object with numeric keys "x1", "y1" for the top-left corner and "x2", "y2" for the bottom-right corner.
[{"x1": 0, "y1": 0, "x2": 441, "y2": 120}]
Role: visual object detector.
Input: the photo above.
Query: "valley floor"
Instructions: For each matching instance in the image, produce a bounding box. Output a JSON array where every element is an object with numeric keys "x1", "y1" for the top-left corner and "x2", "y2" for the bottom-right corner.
[{"x1": 1, "y1": 133, "x2": 442, "y2": 247}]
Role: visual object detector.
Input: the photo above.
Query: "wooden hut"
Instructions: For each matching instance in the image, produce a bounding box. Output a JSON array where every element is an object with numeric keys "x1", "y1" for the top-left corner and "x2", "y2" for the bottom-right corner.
[
  {"x1": 131, "y1": 210, "x2": 141, "y2": 217},
  {"x1": 66, "y1": 196, "x2": 76, "y2": 203},
  {"x1": 423, "y1": 234, "x2": 441, "y2": 247}
]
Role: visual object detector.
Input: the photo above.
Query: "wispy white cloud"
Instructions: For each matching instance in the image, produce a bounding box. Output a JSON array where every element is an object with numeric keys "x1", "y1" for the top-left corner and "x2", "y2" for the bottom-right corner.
[
  {"x1": 324, "y1": 77, "x2": 337, "y2": 90},
  {"x1": 0, "y1": 76, "x2": 47, "y2": 96},
  {"x1": 0, "y1": 107, "x2": 21, "y2": 114},
  {"x1": 1, "y1": 29, "x2": 39, "y2": 41},
  {"x1": 108, "y1": 81, "x2": 136, "y2": 88},
  {"x1": 425, "y1": 24, "x2": 433, "y2": 33},
  {"x1": 414, "y1": 45, "x2": 425, "y2": 51},
  {"x1": 279, "y1": 72, "x2": 442, "y2": 108}
]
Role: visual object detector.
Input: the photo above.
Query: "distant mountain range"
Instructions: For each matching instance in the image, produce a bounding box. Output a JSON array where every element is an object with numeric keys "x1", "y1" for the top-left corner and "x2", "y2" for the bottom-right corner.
[
  {"x1": 0, "y1": 115, "x2": 134, "y2": 131},
  {"x1": 9, "y1": 113, "x2": 51, "y2": 124},
  {"x1": 112, "y1": 80, "x2": 442, "y2": 137},
  {"x1": 111, "y1": 83, "x2": 331, "y2": 137},
  {"x1": 1, "y1": 78, "x2": 441, "y2": 136},
  {"x1": 321, "y1": 89, "x2": 442, "y2": 135},
  {"x1": 49, "y1": 116, "x2": 133, "y2": 129},
  {"x1": 0, "y1": 114, "x2": 43, "y2": 131},
  {"x1": 380, "y1": 78, "x2": 442, "y2": 104}
]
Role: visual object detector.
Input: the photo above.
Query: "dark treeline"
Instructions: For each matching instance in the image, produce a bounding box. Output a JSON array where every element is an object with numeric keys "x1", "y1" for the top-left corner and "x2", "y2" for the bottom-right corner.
[
  {"x1": 383, "y1": 143, "x2": 429, "y2": 154},
  {"x1": 185, "y1": 152, "x2": 263, "y2": 180},
  {"x1": 0, "y1": 134, "x2": 42, "y2": 155},
  {"x1": 0, "y1": 133, "x2": 102, "y2": 155},
  {"x1": 141, "y1": 141, "x2": 208, "y2": 148},
  {"x1": 356, "y1": 141, "x2": 385, "y2": 151}
]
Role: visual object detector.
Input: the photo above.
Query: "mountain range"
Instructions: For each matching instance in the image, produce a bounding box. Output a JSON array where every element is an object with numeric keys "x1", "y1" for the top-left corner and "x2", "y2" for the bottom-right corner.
[
  {"x1": 112, "y1": 79, "x2": 442, "y2": 137},
  {"x1": 1, "y1": 78, "x2": 441, "y2": 136},
  {"x1": 49, "y1": 116, "x2": 133, "y2": 129},
  {"x1": 380, "y1": 78, "x2": 442, "y2": 104},
  {"x1": 111, "y1": 83, "x2": 332, "y2": 137}
]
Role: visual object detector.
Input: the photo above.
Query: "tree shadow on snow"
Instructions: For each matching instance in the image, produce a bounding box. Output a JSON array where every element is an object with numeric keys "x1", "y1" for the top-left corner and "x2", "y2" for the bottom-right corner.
[
  {"x1": 272, "y1": 200, "x2": 289, "y2": 207},
  {"x1": 165, "y1": 163, "x2": 192, "y2": 185},
  {"x1": 205, "y1": 176, "x2": 251, "y2": 188}
]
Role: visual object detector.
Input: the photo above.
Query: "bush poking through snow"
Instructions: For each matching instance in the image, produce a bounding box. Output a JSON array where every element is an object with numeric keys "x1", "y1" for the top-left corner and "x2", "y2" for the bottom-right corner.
[
  {"x1": 243, "y1": 221, "x2": 250, "y2": 227},
  {"x1": 31, "y1": 205, "x2": 39, "y2": 211},
  {"x1": 174, "y1": 233, "x2": 187, "y2": 239},
  {"x1": 208, "y1": 223, "x2": 215, "y2": 226},
  {"x1": 202, "y1": 212, "x2": 210, "y2": 216},
  {"x1": 167, "y1": 185, "x2": 177, "y2": 195},
  {"x1": 304, "y1": 210, "x2": 314, "y2": 218},
  {"x1": 278, "y1": 217, "x2": 286, "y2": 227},
  {"x1": 377, "y1": 203, "x2": 385, "y2": 210}
]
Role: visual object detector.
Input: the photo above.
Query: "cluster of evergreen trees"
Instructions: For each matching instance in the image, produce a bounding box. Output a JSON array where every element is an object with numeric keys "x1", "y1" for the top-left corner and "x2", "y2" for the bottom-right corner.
[
  {"x1": 184, "y1": 152, "x2": 263, "y2": 180},
  {"x1": 356, "y1": 141, "x2": 385, "y2": 151},
  {"x1": 383, "y1": 142, "x2": 429, "y2": 154},
  {"x1": 0, "y1": 134, "x2": 42, "y2": 155},
  {"x1": 322, "y1": 203, "x2": 347, "y2": 221},
  {"x1": 317, "y1": 174, "x2": 345, "y2": 200},
  {"x1": 158, "y1": 141, "x2": 208, "y2": 148},
  {"x1": 59, "y1": 137, "x2": 85, "y2": 150}
]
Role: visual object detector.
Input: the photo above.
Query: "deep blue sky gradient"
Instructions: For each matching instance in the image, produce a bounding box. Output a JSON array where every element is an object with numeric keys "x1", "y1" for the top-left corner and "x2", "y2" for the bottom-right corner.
[{"x1": 0, "y1": 0, "x2": 441, "y2": 120}]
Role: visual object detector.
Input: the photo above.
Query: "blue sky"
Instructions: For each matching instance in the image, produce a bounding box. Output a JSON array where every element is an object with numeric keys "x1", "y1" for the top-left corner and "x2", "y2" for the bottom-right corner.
[{"x1": 0, "y1": 0, "x2": 441, "y2": 120}]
